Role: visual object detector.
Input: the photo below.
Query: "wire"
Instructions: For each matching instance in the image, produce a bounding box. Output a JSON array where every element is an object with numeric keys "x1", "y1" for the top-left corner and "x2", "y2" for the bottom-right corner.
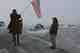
[{"x1": 20, "y1": 0, "x2": 32, "y2": 14}]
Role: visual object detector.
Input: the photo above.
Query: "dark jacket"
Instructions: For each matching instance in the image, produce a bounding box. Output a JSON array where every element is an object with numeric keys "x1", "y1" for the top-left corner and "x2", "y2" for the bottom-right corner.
[
  {"x1": 8, "y1": 13, "x2": 23, "y2": 33},
  {"x1": 49, "y1": 18, "x2": 59, "y2": 35}
]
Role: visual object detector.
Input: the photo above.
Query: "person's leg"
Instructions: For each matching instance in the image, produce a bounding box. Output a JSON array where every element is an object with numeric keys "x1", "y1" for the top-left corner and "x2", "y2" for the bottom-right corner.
[
  {"x1": 50, "y1": 34, "x2": 56, "y2": 49},
  {"x1": 51, "y1": 36, "x2": 56, "y2": 48},
  {"x1": 12, "y1": 33, "x2": 16, "y2": 46},
  {"x1": 16, "y1": 33, "x2": 20, "y2": 46},
  {"x1": 12, "y1": 33, "x2": 16, "y2": 41}
]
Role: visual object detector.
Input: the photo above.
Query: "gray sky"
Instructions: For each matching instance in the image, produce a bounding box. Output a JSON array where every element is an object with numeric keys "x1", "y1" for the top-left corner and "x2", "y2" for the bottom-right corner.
[{"x1": 0, "y1": 0, "x2": 80, "y2": 26}]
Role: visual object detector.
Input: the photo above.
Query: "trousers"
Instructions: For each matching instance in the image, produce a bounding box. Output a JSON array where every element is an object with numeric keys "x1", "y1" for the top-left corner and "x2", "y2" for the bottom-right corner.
[
  {"x1": 49, "y1": 34, "x2": 57, "y2": 48},
  {"x1": 12, "y1": 33, "x2": 20, "y2": 46}
]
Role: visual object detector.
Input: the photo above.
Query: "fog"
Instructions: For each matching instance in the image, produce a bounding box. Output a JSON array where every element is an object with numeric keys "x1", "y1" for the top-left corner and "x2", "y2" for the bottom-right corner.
[{"x1": 0, "y1": 0, "x2": 79, "y2": 27}]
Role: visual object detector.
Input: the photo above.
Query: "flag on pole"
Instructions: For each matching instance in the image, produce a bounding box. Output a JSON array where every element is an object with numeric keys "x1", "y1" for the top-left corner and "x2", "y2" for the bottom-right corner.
[{"x1": 32, "y1": 0, "x2": 42, "y2": 18}]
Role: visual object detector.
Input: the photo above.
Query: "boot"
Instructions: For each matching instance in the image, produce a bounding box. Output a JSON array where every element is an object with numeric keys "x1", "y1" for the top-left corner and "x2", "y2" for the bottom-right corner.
[
  {"x1": 50, "y1": 43, "x2": 56, "y2": 49},
  {"x1": 50, "y1": 46, "x2": 56, "y2": 49}
]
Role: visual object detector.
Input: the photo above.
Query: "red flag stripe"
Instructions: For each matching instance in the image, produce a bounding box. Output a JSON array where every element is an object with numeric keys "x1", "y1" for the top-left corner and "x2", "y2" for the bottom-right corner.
[{"x1": 32, "y1": 0, "x2": 41, "y2": 17}]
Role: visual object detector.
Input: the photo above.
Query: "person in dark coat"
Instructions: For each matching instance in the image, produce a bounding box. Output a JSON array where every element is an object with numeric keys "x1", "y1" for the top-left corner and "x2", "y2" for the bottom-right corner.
[
  {"x1": 8, "y1": 9, "x2": 23, "y2": 46},
  {"x1": 49, "y1": 17, "x2": 59, "y2": 49},
  {"x1": 8, "y1": 9, "x2": 18, "y2": 32}
]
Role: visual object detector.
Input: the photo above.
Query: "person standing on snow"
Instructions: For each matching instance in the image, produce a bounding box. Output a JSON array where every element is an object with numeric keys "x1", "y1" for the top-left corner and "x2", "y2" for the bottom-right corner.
[
  {"x1": 49, "y1": 17, "x2": 59, "y2": 49},
  {"x1": 8, "y1": 9, "x2": 23, "y2": 46}
]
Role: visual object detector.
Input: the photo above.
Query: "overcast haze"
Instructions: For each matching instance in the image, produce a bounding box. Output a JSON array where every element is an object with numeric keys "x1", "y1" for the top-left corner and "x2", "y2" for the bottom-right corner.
[{"x1": 0, "y1": 0, "x2": 80, "y2": 27}]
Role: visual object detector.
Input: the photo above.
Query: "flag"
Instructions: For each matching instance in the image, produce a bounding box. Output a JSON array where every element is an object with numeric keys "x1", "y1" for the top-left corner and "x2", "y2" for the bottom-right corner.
[{"x1": 32, "y1": 0, "x2": 42, "y2": 18}]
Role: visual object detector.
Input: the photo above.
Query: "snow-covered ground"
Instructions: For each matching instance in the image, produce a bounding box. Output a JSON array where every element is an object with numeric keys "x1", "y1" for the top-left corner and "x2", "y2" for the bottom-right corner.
[
  {"x1": 0, "y1": 24, "x2": 80, "y2": 53},
  {"x1": 25, "y1": 25, "x2": 80, "y2": 53}
]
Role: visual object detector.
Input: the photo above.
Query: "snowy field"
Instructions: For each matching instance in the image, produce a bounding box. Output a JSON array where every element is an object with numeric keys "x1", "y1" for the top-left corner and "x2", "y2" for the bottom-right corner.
[
  {"x1": 0, "y1": 25, "x2": 80, "y2": 53},
  {"x1": 25, "y1": 25, "x2": 80, "y2": 53}
]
